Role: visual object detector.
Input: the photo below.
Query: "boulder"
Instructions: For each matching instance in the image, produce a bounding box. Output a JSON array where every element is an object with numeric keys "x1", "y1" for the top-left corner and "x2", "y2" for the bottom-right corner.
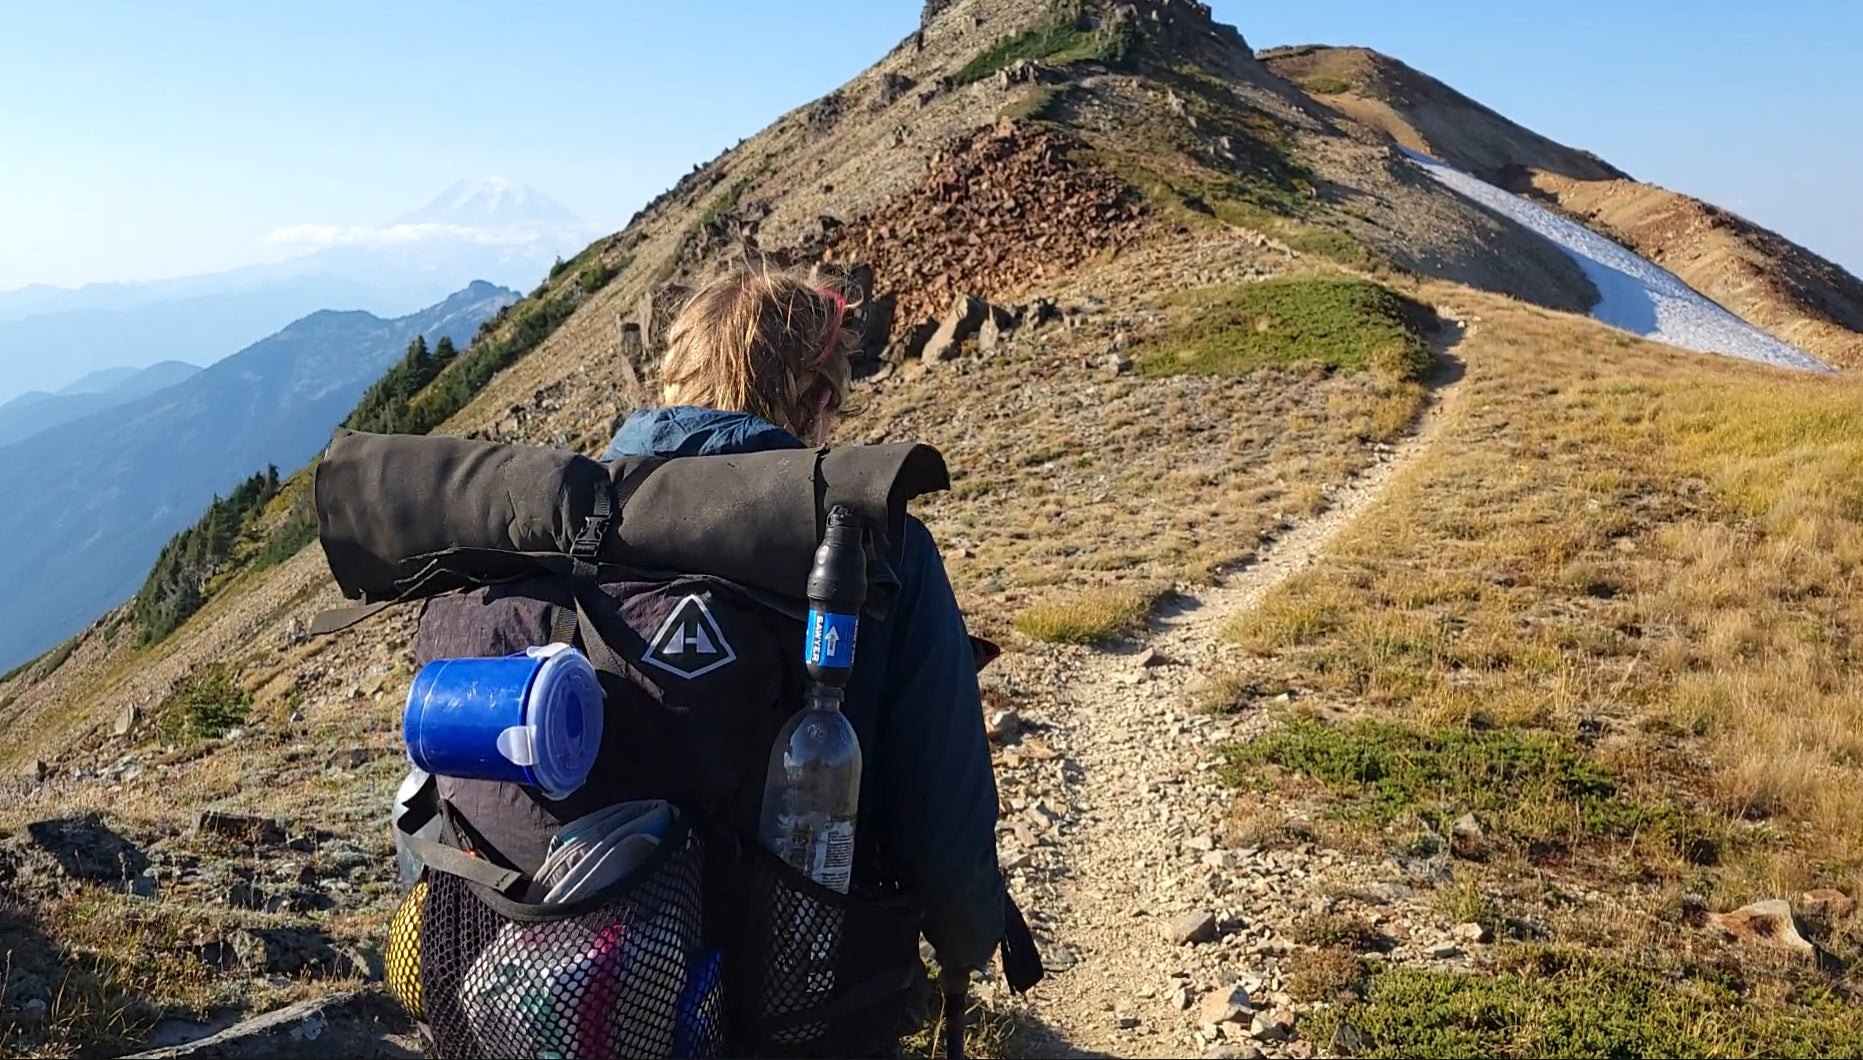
[
  {"x1": 193, "y1": 812, "x2": 286, "y2": 847},
  {"x1": 853, "y1": 292, "x2": 897, "y2": 373},
  {"x1": 635, "y1": 283, "x2": 692, "y2": 354},
  {"x1": 976, "y1": 304, "x2": 1019, "y2": 355},
  {"x1": 985, "y1": 710, "x2": 1019, "y2": 743},
  {"x1": 1710, "y1": 899, "x2": 1815, "y2": 957},
  {"x1": 26, "y1": 815, "x2": 148, "y2": 881},
  {"x1": 230, "y1": 927, "x2": 356, "y2": 978},
  {"x1": 876, "y1": 71, "x2": 918, "y2": 108},
  {"x1": 997, "y1": 59, "x2": 1058, "y2": 89},
  {"x1": 886, "y1": 317, "x2": 940, "y2": 363},
  {"x1": 1801, "y1": 888, "x2": 1856, "y2": 919},
  {"x1": 1198, "y1": 984, "x2": 1254, "y2": 1025},
  {"x1": 1165, "y1": 910, "x2": 1219, "y2": 945},
  {"x1": 1449, "y1": 811, "x2": 1487, "y2": 860},
  {"x1": 1330, "y1": 1019, "x2": 1371, "y2": 1057},
  {"x1": 1452, "y1": 921, "x2": 1492, "y2": 944},
  {"x1": 922, "y1": 294, "x2": 990, "y2": 362}
]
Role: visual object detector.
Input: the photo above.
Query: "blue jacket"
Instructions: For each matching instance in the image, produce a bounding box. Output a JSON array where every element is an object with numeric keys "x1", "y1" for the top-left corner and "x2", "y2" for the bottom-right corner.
[{"x1": 603, "y1": 406, "x2": 1008, "y2": 971}]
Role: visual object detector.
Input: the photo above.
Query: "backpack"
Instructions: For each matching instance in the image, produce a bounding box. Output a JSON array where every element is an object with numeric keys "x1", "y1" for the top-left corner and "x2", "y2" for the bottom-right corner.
[{"x1": 310, "y1": 429, "x2": 1043, "y2": 1059}]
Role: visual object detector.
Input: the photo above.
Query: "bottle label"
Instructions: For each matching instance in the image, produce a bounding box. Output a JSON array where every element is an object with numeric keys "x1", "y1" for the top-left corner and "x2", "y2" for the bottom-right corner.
[
  {"x1": 805, "y1": 610, "x2": 858, "y2": 670},
  {"x1": 808, "y1": 818, "x2": 856, "y2": 893}
]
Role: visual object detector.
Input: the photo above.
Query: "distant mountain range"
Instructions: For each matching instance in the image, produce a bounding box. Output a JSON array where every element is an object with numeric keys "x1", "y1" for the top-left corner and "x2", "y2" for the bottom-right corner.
[
  {"x1": 0, "y1": 179, "x2": 595, "y2": 404},
  {"x1": 0, "y1": 361, "x2": 202, "y2": 448},
  {"x1": 0, "y1": 280, "x2": 518, "y2": 671}
]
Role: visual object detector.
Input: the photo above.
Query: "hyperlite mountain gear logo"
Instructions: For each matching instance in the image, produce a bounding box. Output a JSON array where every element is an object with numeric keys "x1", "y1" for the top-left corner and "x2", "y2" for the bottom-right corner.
[{"x1": 643, "y1": 594, "x2": 738, "y2": 678}]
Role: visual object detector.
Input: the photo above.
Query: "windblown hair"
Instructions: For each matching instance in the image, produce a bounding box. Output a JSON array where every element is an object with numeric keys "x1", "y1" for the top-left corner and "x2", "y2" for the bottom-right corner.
[{"x1": 659, "y1": 266, "x2": 856, "y2": 445}]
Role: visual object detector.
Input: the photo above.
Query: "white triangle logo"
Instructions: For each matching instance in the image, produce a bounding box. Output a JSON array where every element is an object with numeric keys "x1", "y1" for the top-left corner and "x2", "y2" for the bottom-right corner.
[{"x1": 642, "y1": 594, "x2": 738, "y2": 679}]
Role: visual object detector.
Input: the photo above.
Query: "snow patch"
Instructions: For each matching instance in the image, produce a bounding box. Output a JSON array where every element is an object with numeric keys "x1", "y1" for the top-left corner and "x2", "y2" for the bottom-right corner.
[{"x1": 1400, "y1": 148, "x2": 1833, "y2": 374}]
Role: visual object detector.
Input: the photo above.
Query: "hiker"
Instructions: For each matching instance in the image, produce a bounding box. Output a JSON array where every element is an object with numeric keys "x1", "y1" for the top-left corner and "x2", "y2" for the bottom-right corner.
[
  {"x1": 600, "y1": 266, "x2": 1010, "y2": 992},
  {"x1": 322, "y1": 263, "x2": 1037, "y2": 1059}
]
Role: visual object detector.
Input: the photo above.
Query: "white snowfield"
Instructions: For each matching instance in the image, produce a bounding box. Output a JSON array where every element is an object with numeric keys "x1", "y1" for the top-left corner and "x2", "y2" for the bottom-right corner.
[{"x1": 1400, "y1": 148, "x2": 1835, "y2": 374}]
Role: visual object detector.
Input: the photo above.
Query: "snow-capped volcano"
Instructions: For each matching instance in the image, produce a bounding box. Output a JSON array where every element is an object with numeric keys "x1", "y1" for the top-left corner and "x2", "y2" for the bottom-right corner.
[
  {"x1": 267, "y1": 177, "x2": 593, "y2": 250},
  {"x1": 395, "y1": 177, "x2": 587, "y2": 231}
]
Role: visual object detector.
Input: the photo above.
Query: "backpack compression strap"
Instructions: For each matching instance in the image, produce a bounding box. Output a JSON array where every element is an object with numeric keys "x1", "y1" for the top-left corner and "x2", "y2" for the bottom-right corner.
[
  {"x1": 545, "y1": 458, "x2": 661, "y2": 673},
  {"x1": 395, "y1": 771, "x2": 528, "y2": 897}
]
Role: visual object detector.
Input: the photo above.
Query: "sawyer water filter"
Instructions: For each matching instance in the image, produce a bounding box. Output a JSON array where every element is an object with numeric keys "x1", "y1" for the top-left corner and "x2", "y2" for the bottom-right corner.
[{"x1": 757, "y1": 505, "x2": 866, "y2": 892}]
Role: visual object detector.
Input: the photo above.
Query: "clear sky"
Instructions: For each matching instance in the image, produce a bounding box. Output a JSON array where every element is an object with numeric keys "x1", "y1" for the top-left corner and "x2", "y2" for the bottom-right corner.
[{"x1": 1, "y1": 0, "x2": 1857, "y2": 290}]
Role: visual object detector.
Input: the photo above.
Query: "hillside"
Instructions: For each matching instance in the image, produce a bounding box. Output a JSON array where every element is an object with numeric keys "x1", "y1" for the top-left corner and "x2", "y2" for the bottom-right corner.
[
  {"x1": 0, "y1": 180, "x2": 592, "y2": 406},
  {"x1": 0, "y1": 1, "x2": 1860, "y2": 1057},
  {"x1": 1260, "y1": 44, "x2": 1863, "y2": 369},
  {"x1": 0, "y1": 275, "x2": 388, "y2": 405},
  {"x1": 0, "y1": 362, "x2": 201, "y2": 448},
  {"x1": 0, "y1": 281, "x2": 515, "y2": 674}
]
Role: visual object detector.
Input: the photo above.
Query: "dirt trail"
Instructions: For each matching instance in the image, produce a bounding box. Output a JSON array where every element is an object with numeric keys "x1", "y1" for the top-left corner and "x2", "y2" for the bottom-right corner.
[{"x1": 991, "y1": 330, "x2": 1468, "y2": 1059}]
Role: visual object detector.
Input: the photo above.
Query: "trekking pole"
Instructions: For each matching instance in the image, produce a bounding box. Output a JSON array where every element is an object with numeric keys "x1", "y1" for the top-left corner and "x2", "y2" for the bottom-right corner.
[{"x1": 940, "y1": 967, "x2": 967, "y2": 1059}]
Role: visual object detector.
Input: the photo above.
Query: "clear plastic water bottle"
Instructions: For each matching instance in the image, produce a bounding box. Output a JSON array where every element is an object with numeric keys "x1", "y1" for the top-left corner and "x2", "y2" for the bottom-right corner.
[
  {"x1": 757, "y1": 505, "x2": 867, "y2": 892},
  {"x1": 757, "y1": 688, "x2": 862, "y2": 891}
]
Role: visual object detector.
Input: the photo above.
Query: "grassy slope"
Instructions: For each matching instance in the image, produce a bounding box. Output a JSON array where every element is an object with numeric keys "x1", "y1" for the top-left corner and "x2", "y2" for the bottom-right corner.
[
  {"x1": 1214, "y1": 284, "x2": 1863, "y2": 1055},
  {"x1": 2, "y1": 6, "x2": 1860, "y2": 1056}
]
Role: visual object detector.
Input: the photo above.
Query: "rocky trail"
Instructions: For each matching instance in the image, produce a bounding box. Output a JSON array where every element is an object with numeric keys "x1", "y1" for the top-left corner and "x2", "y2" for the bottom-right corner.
[{"x1": 982, "y1": 337, "x2": 1468, "y2": 1059}]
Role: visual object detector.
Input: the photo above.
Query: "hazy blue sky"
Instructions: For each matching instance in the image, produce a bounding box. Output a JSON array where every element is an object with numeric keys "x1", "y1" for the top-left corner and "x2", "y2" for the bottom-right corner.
[{"x1": 1, "y1": 0, "x2": 1857, "y2": 290}]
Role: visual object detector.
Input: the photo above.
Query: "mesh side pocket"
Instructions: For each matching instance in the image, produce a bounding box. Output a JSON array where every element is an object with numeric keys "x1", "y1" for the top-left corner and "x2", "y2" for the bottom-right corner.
[
  {"x1": 416, "y1": 824, "x2": 724, "y2": 1060},
  {"x1": 737, "y1": 845, "x2": 927, "y2": 1057}
]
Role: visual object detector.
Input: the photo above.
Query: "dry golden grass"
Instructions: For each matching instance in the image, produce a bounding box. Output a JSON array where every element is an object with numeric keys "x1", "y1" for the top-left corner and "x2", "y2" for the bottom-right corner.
[
  {"x1": 1211, "y1": 289, "x2": 1863, "y2": 1050},
  {"x1": 1013, "y1": 585, "x2": 1160, "y2": 645},
  {"x1": 1220, "y1": 284, "x2": 1863, "y2": 921},
  {"x1": 0, "y1": 887, "x2": 312, "y2": 1059},
  {"x1": 848, "y1": 291, "x2": 1432, "y2": 644}
]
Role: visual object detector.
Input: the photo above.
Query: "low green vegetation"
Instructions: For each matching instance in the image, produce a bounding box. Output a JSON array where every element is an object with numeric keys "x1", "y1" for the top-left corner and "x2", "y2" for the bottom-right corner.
[
  {"x1": 954, "y1": 1, "x2": 1137, "y2": 85},
  {"x1": 249, "y1": 479, "x2": 319, "y2": 573},
  {"x1": 1301, "y1": 949, "x2": 1863, "y2": 1059},
  {"x1": 698, "y1": 177, "x2": 752, "y2": 227},
  {"x1": 404, "y1": 289, "x2": 583, "y2": 435},
  {"x1": 131, "y1": 467, "x2": 284, "y2": 644},
  {"x1": 1301, "y1": 75, "x2": 1353, "y2": 96},
  {"x1": 1221, "y1": 715, "x2": 1719, "y2": 862},
  {"x1": 344, "y1": 335, "x2": 459, "y2": 435},
  {"x1": 1135, "y1": 276, "x2": 1435, "y2": 380},
  {"x1": 1100, "y1": 135, "x2": 1311, "y2": 225},
  {"x1": 999, "y1": 84, "x2": 1065, "y2": 123},
  {"x1": 158, "y1": 661, "x2": 251, "y2": 740},
  {"x1": 1015, "y1": 587, "x2": 1156, "y2": 646},
  {"x1": 579, "y1": 256, "x2": 626, "y2": 294},
  {"x1": 1195, "y1": 294, "x2": 1863, "y2": 1056}
]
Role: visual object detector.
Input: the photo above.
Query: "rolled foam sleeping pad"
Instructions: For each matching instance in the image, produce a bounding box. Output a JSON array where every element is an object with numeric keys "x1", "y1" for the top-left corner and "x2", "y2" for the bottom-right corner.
[{"x1": 311, "y1": 428, "x2": 950, "y2": 615}]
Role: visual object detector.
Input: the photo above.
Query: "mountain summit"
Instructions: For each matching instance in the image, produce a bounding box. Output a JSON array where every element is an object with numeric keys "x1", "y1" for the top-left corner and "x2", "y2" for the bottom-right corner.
[
  {"x1": 394, "y1": 177, "x2": 587, "y2": 232},
  {"x1": 2, "y1": 2, "x2": 1863, "y2": 1056}
]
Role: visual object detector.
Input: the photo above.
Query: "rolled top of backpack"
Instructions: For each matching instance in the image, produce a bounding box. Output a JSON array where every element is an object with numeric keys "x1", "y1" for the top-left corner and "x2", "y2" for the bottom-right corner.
[{"x1": 311, "y1": 428, "x2": 951, "y2": 618}]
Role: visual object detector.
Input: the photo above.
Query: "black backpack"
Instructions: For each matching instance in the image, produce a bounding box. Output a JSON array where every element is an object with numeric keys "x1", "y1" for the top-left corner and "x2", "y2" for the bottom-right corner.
[{"x1": 310, "y1": 429, "x2": 1041, "y2": 1059}]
